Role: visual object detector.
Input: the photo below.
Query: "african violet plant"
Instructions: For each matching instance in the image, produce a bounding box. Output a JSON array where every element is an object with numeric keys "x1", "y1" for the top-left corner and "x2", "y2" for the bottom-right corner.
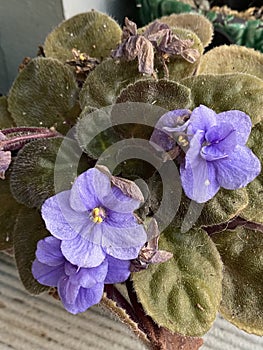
[{"x1": 0, "y1": 10, "x2": 263, "y2": 350}]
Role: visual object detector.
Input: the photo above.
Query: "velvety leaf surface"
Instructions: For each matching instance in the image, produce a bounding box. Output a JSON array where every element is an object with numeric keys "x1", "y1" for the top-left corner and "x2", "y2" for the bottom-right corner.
[
  {"x1": 157, "y1": 28, "x2": 203, "y2": 81},
  {"x1": 212, "y1": 227, "x2": 263, "y2": 335},
  {"x1": 0, "y1": 172, "x2": 23, "y2": 250},
  {"x1": 44, "y1": 11, "x2": 122, "y2": 61},
  {"x1": 10, "y1": 137, "x2": 91, "y2": 208},
  {"x1": 76, "y1": 106, "x2": 121, "y2": 159},
  {"x1": 182, "y1": 74, "x2": 263, "y2": 125},
  {"x1": 197, "y1": 188, "x2": 249, "y2": 227},
  {"x1": 13, "y1": 206, "x2": 49, "y2": 294},
  {"x1": 0, "y1": 96, "x2": 15, "y2": 128},
  {"x1": 79, "y1": 59, "x2": 150, "y2": 110},
  {"x1": 240, "y1": 122, "x2": 263, "y2": 223},
  {"x1": 197, "y1": 45, "x2": 263, "y2": 80},
  {"x1": 114, "y1": 79, "x2": 192, "y2": 139},
  {"x1": 132, "y1": 226, "x2": 222, "y2": 336},
  {"x1": 170, "y1": 187, "x2": 248, "y2": 232},
  {"x1": 158, "y1": 13, "x2": 213, "y2": 48},
  {"x1": 116, "y1": 79, "x2": 191, "y2": 109},
  {"x1": 8, "y1": 57, "x2": 79, "y2": 132}
]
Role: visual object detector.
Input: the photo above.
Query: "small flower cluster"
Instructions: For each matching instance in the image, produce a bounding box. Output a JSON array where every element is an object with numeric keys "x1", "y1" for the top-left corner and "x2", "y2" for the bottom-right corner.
[
  {"x1": 151, "y1": 105, "x2": 261, "y2": 203},
  {"x1": 32, "y1": 168, "x2": 147, "y2": 314}
]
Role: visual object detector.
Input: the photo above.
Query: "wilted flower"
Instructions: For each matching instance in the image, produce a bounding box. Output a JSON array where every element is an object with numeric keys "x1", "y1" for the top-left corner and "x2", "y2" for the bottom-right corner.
[
  {"x1": 41, "y1": 168, "x2": 147, "y2": 268},
  {"x1": 153, "y1": 105, "x2": 261, "y2": 203},
  {"x1": 112, "y1": 17, "x2": 200, "y2": 76},
  {"x1": 32, "y1": 236, "x2": 131, "y2": 314}
]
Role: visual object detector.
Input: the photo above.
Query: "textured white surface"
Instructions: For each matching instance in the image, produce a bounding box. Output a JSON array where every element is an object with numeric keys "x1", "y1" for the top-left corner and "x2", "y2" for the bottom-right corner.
[{"x1": 0, "y1": 253, "x2": 263, "y2": 349}]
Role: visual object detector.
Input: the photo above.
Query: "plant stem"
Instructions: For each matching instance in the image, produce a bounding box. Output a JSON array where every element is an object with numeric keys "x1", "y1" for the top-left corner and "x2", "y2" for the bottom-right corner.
[{"x1": 0, "y1": 127, "x2": 60, "y2": 151}]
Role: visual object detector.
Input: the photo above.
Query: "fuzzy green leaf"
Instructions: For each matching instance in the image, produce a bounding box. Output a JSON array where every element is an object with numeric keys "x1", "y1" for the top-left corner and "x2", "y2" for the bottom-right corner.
[
  {"x1": 76, "y1": 106, "x2": 121, "y2": 159},
  {"x1": 0, "y1": 96, "x2": 15, "y2": 128},
  {"x1": 44, "y1": 11, "x2": 122, "y2": 62},
  {"x1": 197, "y1": 188, "x2": 249, "y2": 227},
  {"x1": 170, "y1": 187, "x2": 248, "y2": 232},
  {"x1": 0, "y1": 173, "x2": 23, "y2": 250},
  {"x1": 197, "y1": 45, "x2": 263, "y2": 80},
  {"x1": 13, "y1": 206, "x2": 49, "y2": 294},
  {"x1": 132, "y1": 226, "x2": 222, "y2": 336},
  {"x1": 182, "y1": 73, "x2": 263, "y2": 125},
  {"x1": 114, "y1": 79, "x2": 192, "y2": 139},
  {"x1": 240, "y1": 122, "x2": 263, "y2": 223},
  {"x1": 212, "y1": 227, "x2": 263, "y2": 335},
  {"x1": 79, "y1": 59, "x2": 151, "y2": 110},
  {"x1": 159, "y1": 13, "x2": 213, "y2": 48},
  {"x1": 8, "y1": 57, "x2": 79, "y2": 132},
  {"x1": 10, "y1": 137, "x2": 91, "y2": 208}
]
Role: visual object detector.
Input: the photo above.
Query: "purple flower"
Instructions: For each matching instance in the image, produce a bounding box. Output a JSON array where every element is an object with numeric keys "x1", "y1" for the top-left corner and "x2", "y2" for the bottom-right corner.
[
  {"x1": 32, "y1": 236, "x2": 131, "y2": 314},
  {"x1": 154, "y1": 105, "x2": 261, "y2": 203},
  {"x1": 150, "y1": 109, "x2": 191, "y2": 152},
  {"x1": 41, "y1": 168, "x2": 147, "y2": 268}
]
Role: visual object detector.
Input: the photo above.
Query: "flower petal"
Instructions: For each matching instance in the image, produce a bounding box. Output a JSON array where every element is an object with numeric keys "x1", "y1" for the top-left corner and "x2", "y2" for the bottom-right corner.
[
  {"x1": 104, "y1": 255, "x2": 131, "y2": 284},
  {"x1": 102, "y1": 223, "x2": 147, "y2": 260},
  {"x1": 58, "y1": 276, "x2": 80, "y2": 305},
  {"x1": 150, "y1": 109, "x2": 191, "y2": 152},
  {"x1": 69, "y1": 168, "x2": 111, "y2": 212},
  {"x1": 187, "y1": 105, "x2": 217, "y2": 136},
  {"x1": 181, "y1": 131, "x2": 220, "y2": 203},
  {"x1": 71, "y1": 259, "x2": 108, "y2": 288},
  {"x1": 216, "y1": 110, "x2": 252, "y2": 145},
  {"x1": 61, "y1": 235, "x2": 106, "y2": 268},
  {"x1": 41, "y1": 191, "x2": 88, "y2": 241},
  {"x1": 32, "y1": 259, "x2": 65, "y2": 287},
  {"x1": 61, "y1": 283, "x2": 104, "y2": 314},
  {"x1": 0, "y1": 150, "x2": 11, "y2": 179},
  {"x1": 102, "y1": 221, "x2": 146, "y2": 248},
  {"x1": 214, "y1": 145, "x2": 261, "y2": 190},
  {"x1": 102, "y1": 186, "x2": 141, "y2": 213},
  {"x1": 105, "y1": 210, "x2": 138, "y2": 228},
  {"x1": 36, "y1": 237, "x2": 64, "y2": 266},
  {"x1": 201, "y1": 123, "x2": 237, "y2": 161}
]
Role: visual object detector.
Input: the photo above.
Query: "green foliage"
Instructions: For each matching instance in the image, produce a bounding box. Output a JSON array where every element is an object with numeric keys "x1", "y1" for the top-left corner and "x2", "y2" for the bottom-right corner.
[
  {"x1": 197, "y1": 188, "x2": 249, "y2": 227},
  {"x1": 114, "y1": 79, "x2": 192, "y2": 139},
  {"x1": 170, "y1": 187, "x2": 248, "y2": 232},
  {"x1": 8, "y1": 57, "x2": 79, "y2": 132},
  {"x1": 13, "y1": 207, "x2": 49, "y2": 294},
  {"x1": 240, "y1": 122, "x2": 263, "y2": 223},
  {"x1": 0, "y1": 173, "x2": 23, "y2": 250},
  {"x1": 76, "y1": 106, "x2": 121, "y2": 159},
  {"x1": 159, "y1": 13, "x2": 213, "y2": 48},
  {"x1": 197, "y1": 45, "x2": 263, "y2": 80},
  {"x1": 132, "y1": 226, "x2": 222, "y2": 336},
  {"x1": 44, "y1": 11, "x2": 122, "y2": 62},
  {"x1": 212, "y1": 227, "x2": 263, "y2": 335},
  {"x1": 0, "y1": 96, "x2": 15, "y2": 128},
  {"x1": 10, "y1": 137, "x2": 91, "y2": 208},
  {"x1": 182, "y1": 73, "x2": 263, "y2": 125},
  {"x1": 80, "y1": 59, "x2": 150, "y2": 110}
]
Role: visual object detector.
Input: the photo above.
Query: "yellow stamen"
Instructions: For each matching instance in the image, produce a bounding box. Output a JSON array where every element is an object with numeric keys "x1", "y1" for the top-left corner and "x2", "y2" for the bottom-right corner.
[
  {"x1": 91, "y1": 207, "x2": 104, "y2": 224},
  {"x1": 178, "y1": 135, "x2": 189, "y2": 147}
]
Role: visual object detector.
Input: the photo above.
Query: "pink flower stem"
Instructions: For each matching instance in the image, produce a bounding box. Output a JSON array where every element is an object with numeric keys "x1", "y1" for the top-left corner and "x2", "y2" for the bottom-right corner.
[{"x1": 0, "y1": 127, "x2": 60, "y2": 151}]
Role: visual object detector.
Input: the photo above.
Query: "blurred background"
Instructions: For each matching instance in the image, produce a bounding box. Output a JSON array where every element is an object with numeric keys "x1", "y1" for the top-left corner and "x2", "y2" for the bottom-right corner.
[{"x1": 0, "y1": 0, "x2": 135, "y2": 95}]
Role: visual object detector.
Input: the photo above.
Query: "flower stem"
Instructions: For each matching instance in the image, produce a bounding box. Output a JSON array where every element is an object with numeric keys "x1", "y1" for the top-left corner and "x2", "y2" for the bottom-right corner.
[
  {"x1": 0, "y1": 127, "x2": 60, "y2": 151},
  {"x1": 101, "y1": 285, "x2": 151, "y2": 349}
]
